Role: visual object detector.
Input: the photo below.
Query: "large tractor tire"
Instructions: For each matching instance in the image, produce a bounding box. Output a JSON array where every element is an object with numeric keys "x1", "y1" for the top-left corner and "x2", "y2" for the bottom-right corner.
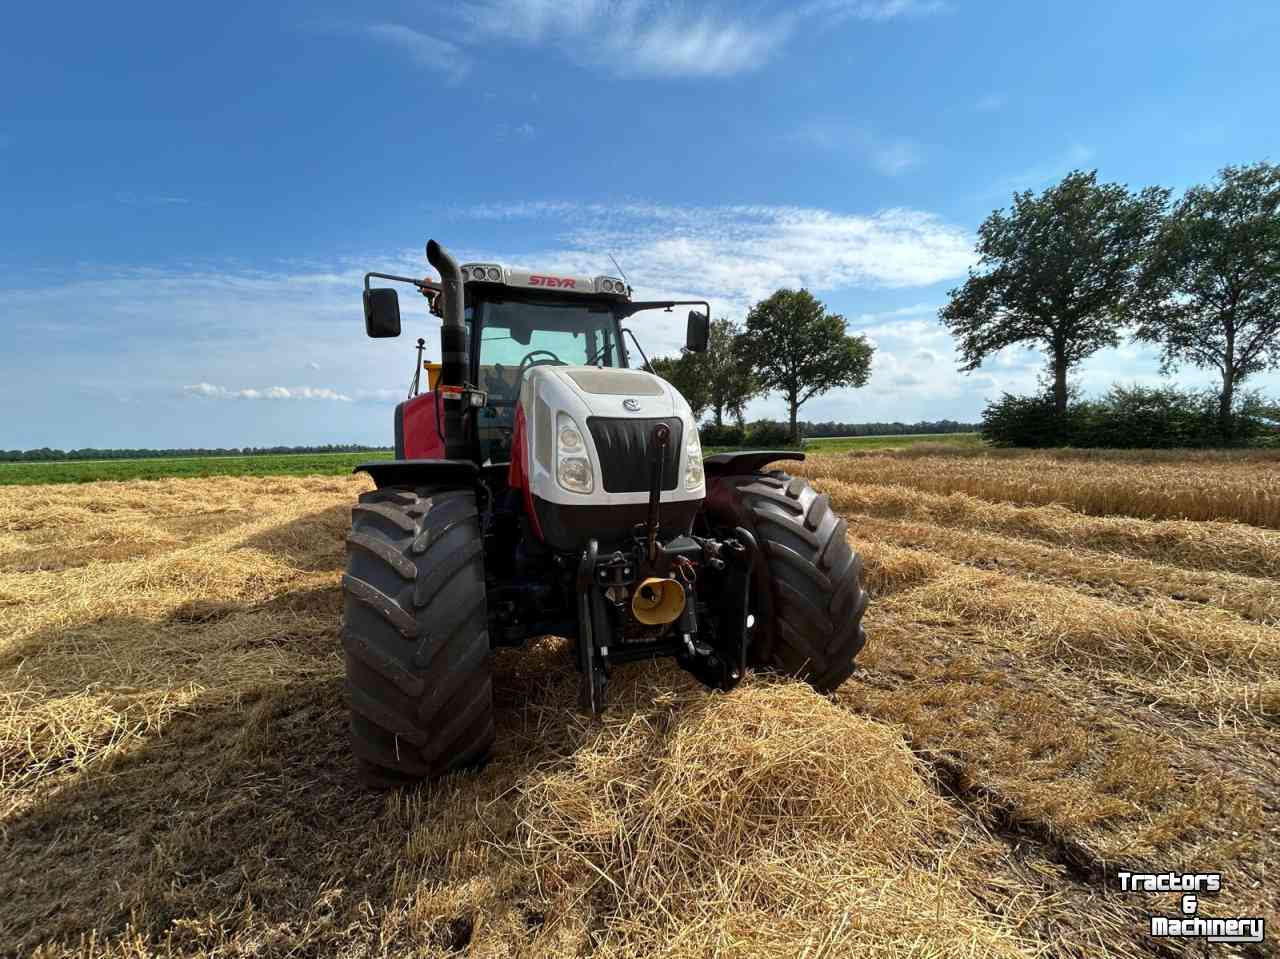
[
  {"x1": 706, "y1": 469, "x2": 868, "y2": 692},
  {"x1": 341, "y1": 484, "x2": 493, "y2": 788}
]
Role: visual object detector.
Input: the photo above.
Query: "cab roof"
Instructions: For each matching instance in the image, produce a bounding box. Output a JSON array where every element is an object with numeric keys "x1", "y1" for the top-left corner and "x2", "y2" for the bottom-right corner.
[{"x1": 460, "y1": 262, "x2": 629, "y2": 298}]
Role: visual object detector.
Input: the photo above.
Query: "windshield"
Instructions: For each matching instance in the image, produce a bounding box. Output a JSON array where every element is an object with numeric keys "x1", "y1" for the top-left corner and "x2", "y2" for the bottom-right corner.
[
  {"x1": 474, "y1": 300, "x2": 624, "y2": 369},
  {"x1": 468, "y1": 296, "x2": 626, "y2": 465}
]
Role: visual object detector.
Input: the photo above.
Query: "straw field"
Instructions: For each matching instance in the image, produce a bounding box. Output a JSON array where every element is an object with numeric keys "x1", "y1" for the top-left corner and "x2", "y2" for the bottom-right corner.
[{"x1": 1, "y1": 449, "x2": 1277, "y2": 958}]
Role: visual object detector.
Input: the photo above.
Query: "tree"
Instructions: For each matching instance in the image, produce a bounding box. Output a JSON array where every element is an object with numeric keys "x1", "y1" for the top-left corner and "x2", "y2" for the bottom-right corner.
[
  {"x1": 650, "y1": 352, "x2": 709, "y2": 421},
  {"x1": 703, "y1": 318, "x2": 761, "y2": 426},
  {"x1": 1132, "y1": 162, "x2": 1280, "y2": 438},
  {"x1": 650, "y1": 318, "x2": 758, "y2": 425},
  {"x1": 940, "y1": 170, "x2": 1168, "y2": 415},
  {"x1": 739, "y1": 289, "x2": 874, "y2": 443}
]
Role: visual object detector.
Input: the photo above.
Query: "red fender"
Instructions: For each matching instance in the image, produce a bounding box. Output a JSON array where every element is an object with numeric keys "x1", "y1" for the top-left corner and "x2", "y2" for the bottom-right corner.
[
  {"x1": 506, "y1": 403, "x2": 544, "y2": 542},
  {"x1": 398, "y1": 393, "x2": 446, "y2": 459}
]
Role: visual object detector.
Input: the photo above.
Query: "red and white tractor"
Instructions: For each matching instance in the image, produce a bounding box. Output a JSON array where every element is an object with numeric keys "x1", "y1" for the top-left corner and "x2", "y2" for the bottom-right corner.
[{"x1": 343, "y1": 240, "x2": 868, "y2": 786}]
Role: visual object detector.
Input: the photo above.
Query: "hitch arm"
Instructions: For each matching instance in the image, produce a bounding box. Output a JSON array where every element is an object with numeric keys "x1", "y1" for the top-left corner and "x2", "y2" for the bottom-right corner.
[{"x1": 644, "y1": 423, "x2": 670, "y2": 563}]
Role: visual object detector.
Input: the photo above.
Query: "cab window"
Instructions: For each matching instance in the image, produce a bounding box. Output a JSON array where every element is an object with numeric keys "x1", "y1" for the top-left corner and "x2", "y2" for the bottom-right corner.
[{"x1": 469, "y1": 299, "x2": 624, "y2": 465}]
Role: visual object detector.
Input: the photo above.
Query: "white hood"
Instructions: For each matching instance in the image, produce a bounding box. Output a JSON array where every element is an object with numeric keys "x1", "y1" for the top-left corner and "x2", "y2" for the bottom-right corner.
[{"x1": 520, "y1": 365, "x2": 703, "y2": 508}]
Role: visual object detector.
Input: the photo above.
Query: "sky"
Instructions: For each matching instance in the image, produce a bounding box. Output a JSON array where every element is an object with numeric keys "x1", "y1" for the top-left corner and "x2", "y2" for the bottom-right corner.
[{"x1": 2, "y1": 0, "x2": 1279, "y2": 449}]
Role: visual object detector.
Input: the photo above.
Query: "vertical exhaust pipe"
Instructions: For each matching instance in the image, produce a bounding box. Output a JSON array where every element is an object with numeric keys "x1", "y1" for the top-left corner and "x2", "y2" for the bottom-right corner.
[
  {"x1": 426, "y1": 240, "x2": 466, "y2": 387},
  {"x1": 426, "y1": 239, "x2": 469, "y2": 460}
]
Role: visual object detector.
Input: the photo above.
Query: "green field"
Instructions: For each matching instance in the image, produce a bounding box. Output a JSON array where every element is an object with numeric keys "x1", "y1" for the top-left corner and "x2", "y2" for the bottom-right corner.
[
  {"x1": 0, "y1": 451, "x2": 394, "y2": 485},
  {"x1": 0, "y1": 433, "x2": 981, "y2": 485},
  {"x1": 802, "y1": 432, "x2": 981, "y2": 453}
]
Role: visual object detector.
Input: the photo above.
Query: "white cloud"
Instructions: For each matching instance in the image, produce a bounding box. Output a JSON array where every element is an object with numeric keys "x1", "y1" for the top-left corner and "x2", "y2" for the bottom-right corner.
[
  {"x1": 457, "y1": 0, "x2": 776, "y2": 76},
  {"x1": 364, "y1": 23, "x2": 471, "y2": 82},
  {"x1": 183, "y1": 384, "x2": 353, "y2": 401},
  {"x1": 307, "y1": 361, "x2": 321, "y2": 371},
  {"x1": 458, "y1": 202, "x2": 974, "y2": 325},
  {"x1": 974, "y1": 93, "x2": 1007, "y2": 112},
  {"x1": 441, "y1": 0, "x2": 944, "y2": 78},
  {"x1": 790, "y1": 123, "x2": 925, "y2": 175},
  {"x1": 183, "y1": 382, "x2": 225, "y2": 398}
]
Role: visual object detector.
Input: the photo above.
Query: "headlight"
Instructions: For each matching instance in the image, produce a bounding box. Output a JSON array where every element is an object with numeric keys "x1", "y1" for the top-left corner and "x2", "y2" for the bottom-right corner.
[
  {"x1": 684, "y1": 429, "x2": 704, "y2": 490},
  {"x1": 558, "y1": 423, "x2": 583, "y2": 453},
  {"x1": 487, "y1": 266, "x2": 501, "y2": 281},
  {"x1": 557, "y1": 457, "x2": 592, "y2": 492},
  {"x1": 556, "y1": 412, "x2": 593, "y2": 494}
]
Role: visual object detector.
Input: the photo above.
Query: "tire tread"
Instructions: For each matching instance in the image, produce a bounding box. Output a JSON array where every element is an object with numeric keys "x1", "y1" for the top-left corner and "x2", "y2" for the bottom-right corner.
[
  {"x1": 341, "y1": 485, "x2": 493, "y2": 787},
  {"x1": 708, "y1": 469, "x2": 868, "y2": 693}
]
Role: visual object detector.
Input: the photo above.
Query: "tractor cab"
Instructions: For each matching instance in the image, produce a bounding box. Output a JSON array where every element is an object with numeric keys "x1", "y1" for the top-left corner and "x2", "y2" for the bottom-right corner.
[
  {"x1": 363, "y1": 257, "x2": 711, "y2": 478},
  {"x1": 461, "y1": 275, "x2": 631, "y2": 466}
]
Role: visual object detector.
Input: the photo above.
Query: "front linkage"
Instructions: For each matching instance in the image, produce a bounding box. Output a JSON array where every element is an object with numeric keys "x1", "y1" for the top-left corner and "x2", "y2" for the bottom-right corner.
[{"x1": 574, "y1": 423, "x2": 758, "y2": 712}]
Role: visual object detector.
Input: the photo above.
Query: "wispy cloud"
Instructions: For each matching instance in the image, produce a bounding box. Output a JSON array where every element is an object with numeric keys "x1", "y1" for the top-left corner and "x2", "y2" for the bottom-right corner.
[
  {"x1": 183, "y1": 383, "x2": 353, "y2": 401},
  {"x1": 364, "y1": 23, "x2": 471, "y2": 82},
  {"x1": 114, "y1": 191, "x2": 192, "y2": 206},
  {"x1": 789, "y1": 122, "x2": 925, "y2": 175},
  {"x1": 459, "y1": 202, "x2": 972, "y2": 316},
  {"x1": 974, "y1": 93, "x2": 1007, "y2": 112},
  {"x1": 495, "y1": 121, "x2": 536, "y2": 140},
  {"x1": 419, "y1": 0, "x2": 947, "y2": 79}
]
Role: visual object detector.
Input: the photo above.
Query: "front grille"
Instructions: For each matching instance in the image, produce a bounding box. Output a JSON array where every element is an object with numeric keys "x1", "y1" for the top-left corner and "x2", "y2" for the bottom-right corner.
[{"x1": 586, "y1": 417, "x2": 683, "y2": 493}]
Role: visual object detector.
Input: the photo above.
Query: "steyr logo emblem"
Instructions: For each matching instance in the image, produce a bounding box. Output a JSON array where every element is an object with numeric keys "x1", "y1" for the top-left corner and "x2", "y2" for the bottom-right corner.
[
  {"x1": 528, "y1": 274, "x2": 576, "y2": 288},
  {"x1": 622, "y1": 398, "x2": 641, "y2": 412}
]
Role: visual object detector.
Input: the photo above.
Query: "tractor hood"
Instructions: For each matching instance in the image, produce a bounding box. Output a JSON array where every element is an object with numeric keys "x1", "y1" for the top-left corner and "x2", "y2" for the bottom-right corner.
[
  {"x1": 519, "y1": 364, "x2": 704, "y2": 514},
  {"x1": 551, "y1": 366, "x2": 679, "y2": 418}
]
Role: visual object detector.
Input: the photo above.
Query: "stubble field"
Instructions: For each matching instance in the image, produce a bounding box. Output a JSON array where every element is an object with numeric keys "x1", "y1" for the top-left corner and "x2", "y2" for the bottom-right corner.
[{"x1": 1, "y1": 448, "x2": 1277, "y2": 958}]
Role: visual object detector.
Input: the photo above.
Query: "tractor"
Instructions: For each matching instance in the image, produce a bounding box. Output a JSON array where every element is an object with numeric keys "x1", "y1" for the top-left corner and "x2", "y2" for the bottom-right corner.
[{"x1": 343, "y1": 240, "x2": 869, "y2": 787}]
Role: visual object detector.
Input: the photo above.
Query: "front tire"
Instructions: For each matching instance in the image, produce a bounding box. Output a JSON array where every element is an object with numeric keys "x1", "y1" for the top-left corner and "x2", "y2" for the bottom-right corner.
[
  {"x1": 706, "y1": 470, "x2": 868, "y2": 692},
  {"x1": 341, "y1": 485, "x2": 493, "y2": 787}
]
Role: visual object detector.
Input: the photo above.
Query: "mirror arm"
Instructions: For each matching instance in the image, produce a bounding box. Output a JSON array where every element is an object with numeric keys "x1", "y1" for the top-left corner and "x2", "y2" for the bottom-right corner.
[
  {"x1": 363, "y1": 272, "x2": 441, "y2": 295},
  {"x1": 619, "y1": 299, "x2": 710, "y2": 318}
]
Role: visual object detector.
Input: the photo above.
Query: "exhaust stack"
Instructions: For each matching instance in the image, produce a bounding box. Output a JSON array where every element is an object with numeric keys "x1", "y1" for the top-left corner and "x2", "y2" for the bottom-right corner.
[
  {"x1": 426, "y1": 240, "x2": 466, "y2": 388},
  {"x1": 426, "y1": 239, "x2": 469, "y2": 460}
]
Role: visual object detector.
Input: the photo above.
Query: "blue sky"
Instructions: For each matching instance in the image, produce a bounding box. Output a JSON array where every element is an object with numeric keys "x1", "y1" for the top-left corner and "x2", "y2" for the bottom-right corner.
[{"x1": 2, "y1": 0, "x2": 1279, "y2": 448}]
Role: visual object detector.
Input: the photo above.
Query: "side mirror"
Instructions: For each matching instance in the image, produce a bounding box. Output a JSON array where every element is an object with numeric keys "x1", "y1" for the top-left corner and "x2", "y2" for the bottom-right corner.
[
  {"x1": 363, "y1": 288, "x2": 402, "y2": 338},
  {"x1": 685, "y1": 310, "x2": 709, "y2": 353}
]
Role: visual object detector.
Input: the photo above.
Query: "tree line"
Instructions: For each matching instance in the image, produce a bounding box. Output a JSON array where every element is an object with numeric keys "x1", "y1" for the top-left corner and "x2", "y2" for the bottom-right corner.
[
  {"x1": 983, "y1": 383, "x2": 1277, "y2": 449},
  {"x1": 0, "y1": 444, "x2": 387, "y2": 462},
  {"x1": 797, "y1": 419, "x2": 976, "y2": 437},
  {"x1": 942, "y1": 162, "x2": 1280, "y2": 443}
]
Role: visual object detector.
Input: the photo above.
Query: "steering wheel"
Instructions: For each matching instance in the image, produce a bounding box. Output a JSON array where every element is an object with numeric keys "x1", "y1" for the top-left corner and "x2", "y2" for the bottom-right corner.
[{"x1": 516, "y1": 349, "x2": 566, "y2": 381}]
